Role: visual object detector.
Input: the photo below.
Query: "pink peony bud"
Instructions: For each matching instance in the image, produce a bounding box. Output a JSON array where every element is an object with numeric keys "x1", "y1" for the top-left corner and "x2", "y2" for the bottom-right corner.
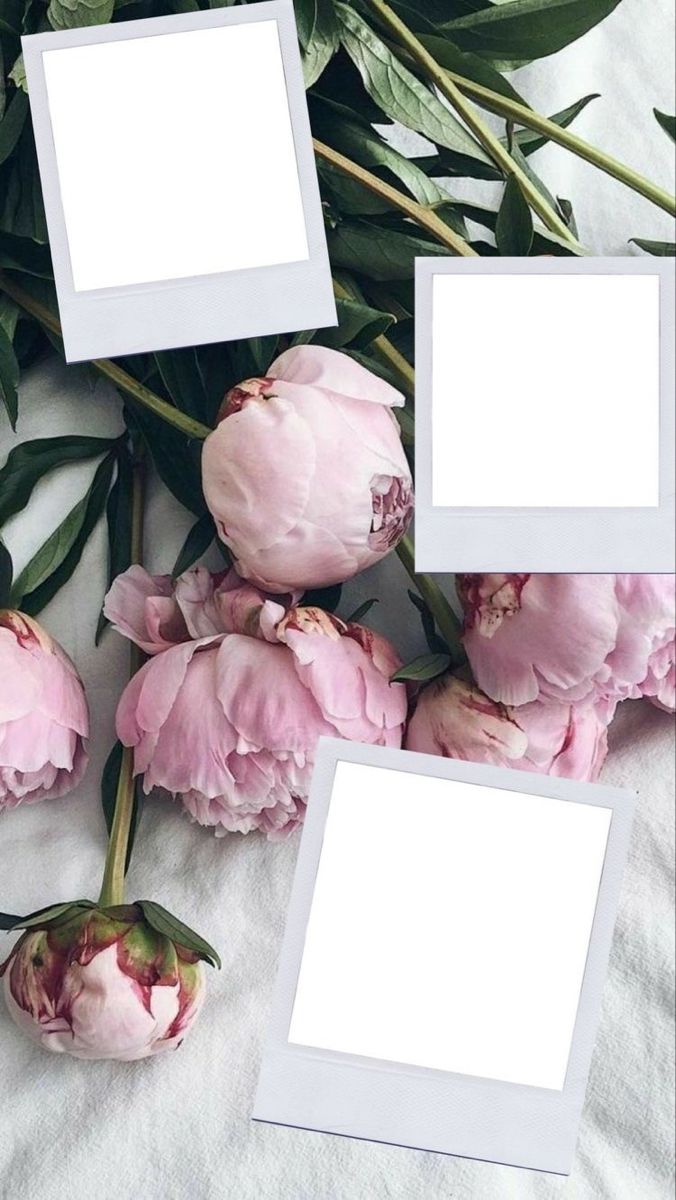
[
  {"x1": 0, "y1": 610, "x2": 89, "y2": 810},
  {"x1": 113, "y1": 580, "x2": 407, "y2": 839},
  {"x1": 457, "y1": 573, "x2": 676, "y2": 716},
  {"x1": 404, "y1": 675, "x2": 609, "y2": 782},
  {"x1": 201, "y1": 345, "x2": 414, "y2": 592},
  {"x1": 1, "y1": 902, "x2": 207, "y2": 1061}
]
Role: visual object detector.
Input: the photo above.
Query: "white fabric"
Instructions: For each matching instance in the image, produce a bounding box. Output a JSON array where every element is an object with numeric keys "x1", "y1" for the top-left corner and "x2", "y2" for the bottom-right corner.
[{"x1": 1, "y1": 1, "x2": 675, "y2": 1192}]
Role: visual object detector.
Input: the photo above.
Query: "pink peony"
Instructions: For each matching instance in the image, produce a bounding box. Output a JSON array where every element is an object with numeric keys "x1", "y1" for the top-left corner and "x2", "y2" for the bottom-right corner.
[
  {"x1": 458, "y1": 573, "x2": 676, "y2": 715},
  {"x1": 201, "y1": 345, "x2": 413, "y2": 592},
  {"x1": 0, "y1": 610, "x2": 89, "y2": 810},
  {"x1": 109, "y1": 569, "x2": 407, "y2": 838},
  {"x1": 1, "y1": 904, "x2": 205, "y2": 1061},
  {"x1": 404, "y1": 675, "x2": 609, "y2": 782}
]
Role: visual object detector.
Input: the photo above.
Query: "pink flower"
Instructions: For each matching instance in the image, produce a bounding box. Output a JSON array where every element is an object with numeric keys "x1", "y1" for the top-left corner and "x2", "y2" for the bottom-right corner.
[
  {"x1": 201, "y1": 345, "x2": 413, "y2": 592},
  {"x1": 112, "y1": 574, "x2": 407, "y2": 838},
  {"x1": 458, "y1": 573, "x2": 676, "y2": 715},
  {"x1": 404, "y1": 675, "x2": 608, "y2": 782},
  {"x1": 0, "y1": 610, "x2": 89, "y2": 810},
  {"x1": 1, "y1": 904, "x2": 205, "y2": 1061}
]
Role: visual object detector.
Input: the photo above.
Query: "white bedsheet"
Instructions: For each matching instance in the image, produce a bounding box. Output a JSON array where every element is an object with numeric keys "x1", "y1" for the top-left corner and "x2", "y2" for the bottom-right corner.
[{"x1": 1, "y1": 0, "x2": 674, "y2": 1192}]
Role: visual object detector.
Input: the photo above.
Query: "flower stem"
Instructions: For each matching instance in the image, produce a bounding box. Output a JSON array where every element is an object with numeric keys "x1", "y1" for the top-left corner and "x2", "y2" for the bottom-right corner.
[
  {"x1": 333, "y1": 277, "x2": 414, "y2": 397},
  {"x1": 437, "y1": 73, "x2": 676, "y2": 219},
  {"x1": 0, "y1": 272, "x2": 212, "y2": 442},
  {"x1": 314, "y1": 138, "x2": 478, "y2": 257},
  {"x1": 397, "y1": 533, "x2": 465, "y2": 665},
  {"x1": 364, "y1": 0, "x2": 582, "y2": 249},
  {"x1": 98, "y1": 453, "x2": 145, "y2": 909}
]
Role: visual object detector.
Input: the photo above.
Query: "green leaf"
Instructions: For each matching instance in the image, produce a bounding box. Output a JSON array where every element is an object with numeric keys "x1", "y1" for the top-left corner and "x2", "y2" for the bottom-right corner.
[
  {"x1": 295, "y1": 0, "x2": 339, "y2": 88},
  {"x1": 335, "y1": 3, "x2": 490, "y2": 164},
  {"x1": 0, "y1": 537, "x2": 12, "y2": 607},
  {"x1": 0, "y1": 323, "x2": 19, "y2": 429},
  {"x1": 0, "y1": 435, "x2": 115, "y2": 526},
  {"x1": 172, "y1": 512, "x2": 216, "y2": 578},
  {"x1": 0, "y1": 88, "x2": 28, "y2": 168},
  {"x1": 48, "y1": 0, "x2": 114, "y2": 31},
  {"x1": 654, "y1": 109, "x2": 676, "y2": 144},
  {"x1": 0, "y1": 231, "x2": 53, "y2": 277},
  {"x1": 0, "y1": 123, "x2": 48, "y2": 243},
  {"x1": 0, "y1": 900, "x2": 96, "y2": 932},
  {"x1": 96, "y1": 444, "x2": 134, "y2": 643},
  {"x1": 510, "y1": 93, "x2": 600, "y2": 157},
  {"x1": 441, "y1": 0, "x2": 623, "y2": 66},
  {"x1": 155, "y1": 348, "x2": 209, "y2": 426},
  {"x1": 346, "y1": 597, "x2": 378, "y2": 623},
  {"x1": 126, "y1": 405, "x2": 206, "y2": 517},
  {"x1": 418, "y1": 34, "x2": 527, "y2": 104},
  {"x1": 328, "y1": 220, "x2": 449, "y2": 281},
  {"x1": 8, "y1": 55, "x2": 27, "y2": 94},
  {"x1": 136, "y1": 900, "x2": 221, "y2": 970},
  {"x1": 14, "y1": 452, "x2": 116, "y2": 614},
  {"x1": 316, "y1": 296, "x2": 395, "y2": 350},
  {"x1": 0, "y1": 0, "x2": 22, "y2": 35},
  {"x1": 408, "y1": 589, "x2": 448, "y2": 655},
  {"x1": 629, "y1": 238, "x2": 675, "y2": 257},
  {"x1": 391, "y1": 652, "x2": 451, "y2": 683},
  {"x1": 101, "y1": 742, "x2": 143, "y2": 874},
  {"x1": 496, "y1": 175, "x2": 533, "y2": 255}
]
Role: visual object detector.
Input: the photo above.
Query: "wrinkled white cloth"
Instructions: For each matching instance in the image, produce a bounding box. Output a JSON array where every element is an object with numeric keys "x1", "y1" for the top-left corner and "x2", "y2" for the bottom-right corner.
[{"x1": 1, "y1": 0, "x2": 675, "y2": 1192}]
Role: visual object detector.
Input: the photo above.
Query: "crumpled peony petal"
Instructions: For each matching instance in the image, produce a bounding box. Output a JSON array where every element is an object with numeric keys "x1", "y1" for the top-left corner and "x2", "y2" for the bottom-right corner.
[
  {"x1": 269, "y1": 344, "x2": 404, "y2": 409},
  {"x1": 202, "y1": 397, "x2": 316, "y2": 553},
  {"x1": 514, "y1": 700, "x2": 609, "y2": 781},
  {"x1": 405, "y1": 676, "x2": 527, "y2": 764},
  {"x1": 103, "y1": 565, "x2": 183, "y2": 654}
]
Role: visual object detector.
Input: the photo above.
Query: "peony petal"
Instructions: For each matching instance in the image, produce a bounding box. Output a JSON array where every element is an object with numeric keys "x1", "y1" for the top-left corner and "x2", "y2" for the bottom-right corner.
[
  {"x1": 269, "y1": 344, "x2": 404, "y2": 409},
  {"x1": 103, "y1": 565, "x2": 180, "y2": 654}
]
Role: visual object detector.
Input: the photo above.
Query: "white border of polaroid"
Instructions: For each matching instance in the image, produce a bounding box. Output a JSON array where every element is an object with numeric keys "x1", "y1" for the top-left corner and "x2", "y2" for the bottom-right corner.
[
  {"x1": 253, "y1": 738, "x2": 635, "y2": 1176},
  {"x1": 414, "y1": 257, "x2": 675, "y2": 573},
  {"x1": 21, "y1": 0, "x2": 336, "y2": 363}
]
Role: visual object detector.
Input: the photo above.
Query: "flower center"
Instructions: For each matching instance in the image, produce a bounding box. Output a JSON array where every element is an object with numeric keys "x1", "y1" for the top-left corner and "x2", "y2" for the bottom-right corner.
[{"x1": 368, "y1": 475, "x2": 414, "y2": 551}]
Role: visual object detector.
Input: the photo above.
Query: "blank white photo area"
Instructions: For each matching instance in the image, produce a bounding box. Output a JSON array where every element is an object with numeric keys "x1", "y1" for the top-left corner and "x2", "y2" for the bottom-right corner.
[
  {"x1": 287, "y1": 760, "x2": 611, "y2": 1092},
  {"x1": 40, "y1": 20, "x2": 309, "y2": 293},
  {"x1": 431, "y1": 271, "x2": 660, "y2": 509}
]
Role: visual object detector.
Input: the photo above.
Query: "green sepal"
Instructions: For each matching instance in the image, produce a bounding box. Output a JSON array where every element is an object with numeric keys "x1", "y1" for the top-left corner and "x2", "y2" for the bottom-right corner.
[{"x1": 136, "y1": 900, "x2": 221, "y2": 970}]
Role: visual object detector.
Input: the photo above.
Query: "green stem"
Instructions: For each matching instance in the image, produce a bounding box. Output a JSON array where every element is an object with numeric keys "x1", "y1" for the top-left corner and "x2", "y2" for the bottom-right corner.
[
  {"x1": 441, "y1": 75, "x2": 676, "y2": 219},
  {"x1": 333, "y1": 277, "x2": 414, "y2": 398},
  {"x1": 365, "y1": 0, "x2": 582, "y2": 249},
  {"x1": 397, "y1": 533, "x2": 465, "y2": 665},
  {"x1": 314, "y1": 138, "x2": 477, "y2": 257},
  {"x1": 0, "y1": 272, "x2": 212, "y2": 441},
  {"x1": 98, "y1": 454, "x2": 145, "y2": 908}
]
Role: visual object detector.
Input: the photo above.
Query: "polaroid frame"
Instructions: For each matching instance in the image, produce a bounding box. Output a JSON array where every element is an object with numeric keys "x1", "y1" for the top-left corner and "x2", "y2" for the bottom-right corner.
[
  {"x1": 414, "y1": 257, "x2": 675, "y2": 573},
  {"x1": 253, "y1": 738, "x2": 635, "y2": 1176},
  {"x1": 21, "y1": 0, "x2": 336, "y2": 362}
]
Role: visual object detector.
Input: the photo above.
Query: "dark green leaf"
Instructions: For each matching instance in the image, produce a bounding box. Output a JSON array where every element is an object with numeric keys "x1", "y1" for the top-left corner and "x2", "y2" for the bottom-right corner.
[
  {"x1": 328, "y1": 220, "x2": 449, "y2": 281},
  {"x1": 557, "y1": 196, "x2": 578, "y2": 238},
  {"x1": 496, "y1": 175, "x2": 533, "y2": 255},
  {"x1": 0, "y1": 0, "x2": 22, "y2": 35},
  {"x1": 246, "y1": 336, "x2": 279, "y2": 375},
  {"x1": 0, "y1": 231, "x2": 53, "y2": 276},
  {"x1": 335, "y1": 3, "x2": 490, "y2": 164},
  {"x1": 0, "y1": 537, "x2": 12, "y2": 607},
  {"x1": 48, "y1": 0, "x2": 114, "y2": 30},
  {"x1": 510, "y1": 93, "x2": 600, "y2": 157},
  {"x1": 629, "y1": 238, "x2": 675, "y2": 257},
  {"x1": 0, "y1": 88, "x2": 29, "y2": 168},
  {"x1": 0, "y1": 900, "x2": 96, "y2": 932},
  {"x1": 155, "y1": 348, "x2": 209, "y2": 425},
  {"x1": 0, "y1": 323, "x2": 19, "y2": 429},
  {"x1": 316, "y1": 296, "x2": 395, "y2": 350},
  {"x1": 0, "y1": 435, "x2": 115, "y2": 526},
  {"x1": 96, "y1": 444, "x2": 134, "y2": 643},
  {"x1": 101, "y1": 742, "x2": 144, "y2": 873},
  {"x1": 418, "y1": 34, "x2": 527, "y2": 104},
  {"x1": 127, "y1": 405, "x2": 206, "y2": 517},
  {"x1": 0, "y1": 123, "x2": 48, "y2": 243},
  {"x1": 391, "y1": 652, "x2": 451, "y2": 683},
  {"x1": 16, "y1": 452, "x2": 116, "y2": 614},
  {"x1": 346, "y1": 597, "x2": 378, "y2": 623},
  {"x1": 136, "y1": 900, "x2": 221, "y2": 970},
  {"x1": 295, "y1": 0, "x2": 339, "y2": 88},
  {"x1": 654, "y1": 109, "x2": 676, "y2": 144},
  {"x1": 441, "y1": 0, "x2": 622, "y2": 67},
  {"x1": 172, "y1": 512, "x2": 216, "y2": 578},
  {"x1": 408, "y1": 589, "x2": 448, "y2": 655}
]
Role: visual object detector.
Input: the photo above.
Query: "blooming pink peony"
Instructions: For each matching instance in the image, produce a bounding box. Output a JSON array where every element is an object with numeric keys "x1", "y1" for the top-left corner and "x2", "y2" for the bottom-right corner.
[
  {"x1": 201, "y1": 345, "x2": 413, "y2": 592},
  {"x1": 404, "y1": 675, "x2": 609, "y2": 782},
  {"x1": 0, "y1": 610, "x2": 89, "y2": 810},
  {"x1": 109, "y1": 568, "x2": 407, "y2": 838},
  {"x1": 458, "y1": 573, "x2": 676, "y2": 715},
  {"x1": 1, "y1": 904, "x2": 205, "y2": 1061}
]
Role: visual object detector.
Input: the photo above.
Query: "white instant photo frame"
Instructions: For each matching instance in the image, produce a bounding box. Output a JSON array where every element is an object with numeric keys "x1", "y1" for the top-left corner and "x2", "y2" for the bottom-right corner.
[
  {"x1": 253, "y1": 738, "x2": 635, "y2": 1175},
  {"x1": 414, "y1": 257, "x2": 675, "y2": 572},
  {"x1": 21, "y1": 0, "x2": 336, "y2": 362}
]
